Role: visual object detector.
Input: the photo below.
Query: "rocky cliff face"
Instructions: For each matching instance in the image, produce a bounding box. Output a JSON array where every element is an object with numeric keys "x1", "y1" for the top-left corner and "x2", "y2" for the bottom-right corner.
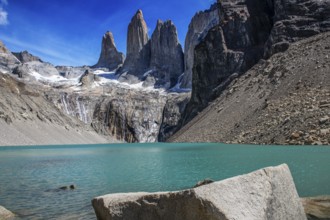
[
  {"x1": 46, "y1": 83, "x2": 188, "y2": 143},
  {"x1": 119, "y1": 10, "x2": 184, "y2": 89},
  {"x1": 264, "y1": 0, "x2": 330, "y2": 57},
  {"x1": 0, "y1": 41, "x2": 21, "y2": 72},
  {"x1": 56, "y1": 66, "x2": 89, "y2": 79},
  {"x1": 179, "y1": 0, "x2": 330, "y2": 127},
  {"x1": 180, "y1": 4, "x2": 219, "y2": 89},
  {"x1": 94, "y1": 31, "x2": 124, "y2": 70},
  {"x1": 181, "y1": 0, "x2": 274, "y2": 124},
  {"x1": 122, "y1": 10, "x2": 149, "y2": 72},
  {"x1": 12, "y1": 51, "x2": 43, "y2": 63},
  {"x1": 91, "y1": 90, "x2": 167, "y2": 143},
  {"x1": 149, "y1": 20, "x2": 184, "y2": 88},
  {"x1": 158, "y1": 93, "x2": 190, "y2": 142}
]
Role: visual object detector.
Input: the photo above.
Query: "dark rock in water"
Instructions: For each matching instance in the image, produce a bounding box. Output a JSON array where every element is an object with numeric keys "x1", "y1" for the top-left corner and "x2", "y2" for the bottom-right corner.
[
  {"x1": 194, "y1": 178, "x2": 214, "y2": 188},
  {"x1": 122, "y1": 9, "x2": 149, "y2": 72},
  {"x1": 94, "y1": 31, "x2": 124, "y2": 70},
  {"x1": 58, "y1": 185, "x2": 76, "y2": 191},
  {"x1": 149, "y1": 20, "x2": 184, "y2": 88},
  {"x1": 12, "y1": 50, "x2": 43, "y2": 63},
  {"x1": 181, "y1": 3, "x2": 219, "y2": 89},
  {"x1": 59, "y1": 186, "x2": 68, "y2": 190}
]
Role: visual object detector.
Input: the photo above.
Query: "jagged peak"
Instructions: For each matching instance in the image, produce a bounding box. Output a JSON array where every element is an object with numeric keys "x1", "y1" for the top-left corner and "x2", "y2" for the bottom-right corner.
[
  {"x1": 133, "y1": 9, "x2": 144, "y2": 20},
  {"x1": 103, "y1": 31, "x2": 116, "y2": 48},
  {"x1": 156, "y1": 19, "x2": 163, "y2": 26}
]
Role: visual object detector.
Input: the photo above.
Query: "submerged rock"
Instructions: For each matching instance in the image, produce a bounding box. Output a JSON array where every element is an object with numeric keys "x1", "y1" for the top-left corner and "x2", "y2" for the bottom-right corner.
[
  {"x1": 92, "y1": 164, "x2": 307, "y2": 220},
  {"x1": 0, "y1": 206, "x2": 15, "y2": 219}
]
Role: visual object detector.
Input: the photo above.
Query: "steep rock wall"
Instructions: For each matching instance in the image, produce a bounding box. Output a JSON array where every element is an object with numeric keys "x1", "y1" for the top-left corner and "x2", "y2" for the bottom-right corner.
[
  {"x1": 180, "y1": 3, "x2": 219, "y2": 89},
  {"x1": 94, "y1": 31, "x2": 124, "y2": 70},
  {"x1": 181, "y1": 0, "x2": 274, "y2": 125},
  {"x1": 178, "y1": 0, "x2": 330, "y2": 127}
]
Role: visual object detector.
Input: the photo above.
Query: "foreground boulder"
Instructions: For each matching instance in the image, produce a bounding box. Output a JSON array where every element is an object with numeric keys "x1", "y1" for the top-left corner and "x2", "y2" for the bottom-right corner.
[
  {"x1": 0, "y1": 206, "x2": 15, "y2": 219},
  {"x1": 301, "y1": 196, "x2": 330, "y2": 220},
  {"x1": 92, "y1": 164, "x2": 307, "y2": 220}
]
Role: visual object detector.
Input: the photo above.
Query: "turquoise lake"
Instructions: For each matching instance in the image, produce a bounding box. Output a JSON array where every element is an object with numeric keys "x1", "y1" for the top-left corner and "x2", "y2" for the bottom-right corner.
[{"x1": 0, "y1": 143, "x2": 329, "y2": 219}]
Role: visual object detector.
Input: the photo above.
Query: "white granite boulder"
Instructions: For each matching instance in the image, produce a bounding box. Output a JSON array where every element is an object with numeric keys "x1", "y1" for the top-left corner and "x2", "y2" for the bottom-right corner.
[
  {"x1": 92, "y1": 164, "x2": 307, "y2": 220},
  {"x1": 0, "y1": 206, "x2": 15, "y2": 219}
]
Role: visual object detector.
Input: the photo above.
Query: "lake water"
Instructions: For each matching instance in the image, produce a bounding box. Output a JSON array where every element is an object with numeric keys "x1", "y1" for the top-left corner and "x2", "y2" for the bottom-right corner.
[{"x1": 0, "y1": 143, "x2": 329, "y2": 219}]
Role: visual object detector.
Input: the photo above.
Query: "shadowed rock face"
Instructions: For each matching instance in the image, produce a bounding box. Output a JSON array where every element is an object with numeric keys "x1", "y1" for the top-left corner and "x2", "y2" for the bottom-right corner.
[
  {"x1": 122, "y1": 10, "x2": 149, "y2": 71},
  {"x1": 265, "y1": 0, "x2": 330, "y2": 57},
  {"x1": 181, "y1": 3, "x2": 219, "y2": 89},
  {"x1": 12, "y1": 51, "x2": 43, "y2": 63},
  {"x1": 149, "y1": 20, "x2": 184, "y2": 88},
  {"x1": 179, "y1": 0, "x2": 330, "y2": 127},
  {"x1": 181, "y1": 0, "x2": 274, "y2": 125},
  {"x1": 94, "y1": 31, "x2": 124, "y2": 70},
  {"x1": 92, "y1": 164, "x2": 307, "y2": 220}
]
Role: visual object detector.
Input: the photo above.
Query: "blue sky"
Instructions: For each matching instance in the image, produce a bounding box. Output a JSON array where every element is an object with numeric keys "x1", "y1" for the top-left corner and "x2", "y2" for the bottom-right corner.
[{"x1": 0, "y1": 0, "x2": 215, "y2": 66}]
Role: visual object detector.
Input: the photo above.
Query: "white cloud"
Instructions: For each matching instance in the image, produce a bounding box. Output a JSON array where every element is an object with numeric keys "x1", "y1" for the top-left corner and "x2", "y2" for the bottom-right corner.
[{"x1": 0, "y1": 7, "x2": 8, "y2": 25}]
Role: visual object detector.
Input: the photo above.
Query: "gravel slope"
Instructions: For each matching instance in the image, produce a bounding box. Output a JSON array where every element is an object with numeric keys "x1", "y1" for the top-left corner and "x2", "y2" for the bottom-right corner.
[{"x1": 169, "y1": 32, "x2": 330, "y2": 145}]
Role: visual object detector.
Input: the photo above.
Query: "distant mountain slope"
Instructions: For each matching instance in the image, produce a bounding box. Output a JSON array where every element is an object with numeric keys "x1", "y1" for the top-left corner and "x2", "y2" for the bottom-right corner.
[
  {"x1": 169, "y1": 32, "x2": 330, "y2": 145},
  {"x1": 0, "y1": 73, "x2": 114, "y2": 146}
]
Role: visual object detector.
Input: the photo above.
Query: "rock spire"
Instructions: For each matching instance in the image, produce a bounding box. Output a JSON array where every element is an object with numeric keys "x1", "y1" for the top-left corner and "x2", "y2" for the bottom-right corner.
[
  {"x1": 123, "y1": 9, "x2": 149, "y2": 70},
  {"x1": 94, "y1": 31, "x2": 124, "y2": 70},
  {"x1": 149, "y1": 19, "x2": 184, "y2": 87}
]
